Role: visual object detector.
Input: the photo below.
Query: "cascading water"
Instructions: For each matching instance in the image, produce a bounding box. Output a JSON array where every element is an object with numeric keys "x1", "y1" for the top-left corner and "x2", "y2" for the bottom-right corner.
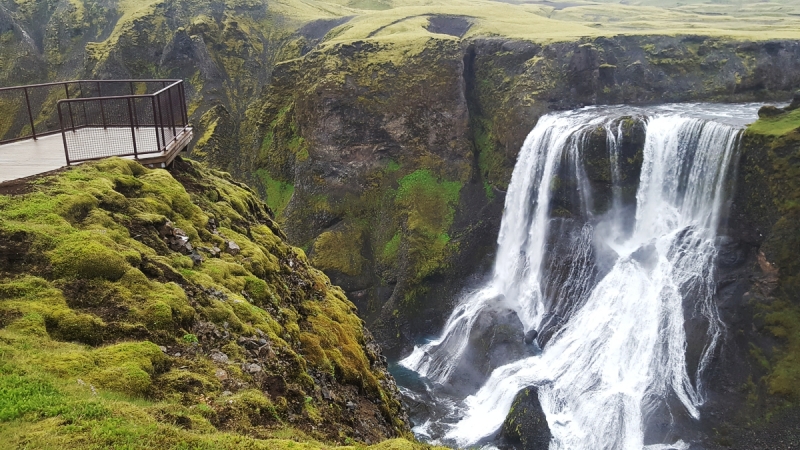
[{"x1": 398, "y1": 104, "x2": 757, "y2": 449}]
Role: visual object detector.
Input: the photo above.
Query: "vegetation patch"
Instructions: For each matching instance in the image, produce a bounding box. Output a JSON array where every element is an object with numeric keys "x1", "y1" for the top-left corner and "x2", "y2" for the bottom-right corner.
[
  {"x1": 394, "y1": 169, "x2": 462, "y2": 303},
  {"x1": 310, "y1": 226, "x2": 367, "y2": 277}
]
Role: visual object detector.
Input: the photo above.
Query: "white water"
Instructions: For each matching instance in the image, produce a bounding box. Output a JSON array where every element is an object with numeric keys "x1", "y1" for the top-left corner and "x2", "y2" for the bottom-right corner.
[{"x1": 399, "y1": 104, "x2": 749, "y2": 449}]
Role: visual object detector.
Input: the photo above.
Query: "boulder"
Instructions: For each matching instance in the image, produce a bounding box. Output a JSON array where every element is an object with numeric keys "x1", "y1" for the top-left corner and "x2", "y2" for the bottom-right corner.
[
  {"x1": 446, "y1": 304, "x2": 533, "y2": 395},
  {"x1": 758, "y1": 105, "x2": 784, "y2": 118},
  {"x1": 225, "y1": 240, "x2": 241, "y2": 256},
  {"x1": 787, "y1": 91, "x2": 800, "y2": 111},
  {"x1": 524, "y1": 329, "x2": 539, "y2": 345},
  {"x1": 497, "y1": 387, "x2": 552, "y2": 450}
]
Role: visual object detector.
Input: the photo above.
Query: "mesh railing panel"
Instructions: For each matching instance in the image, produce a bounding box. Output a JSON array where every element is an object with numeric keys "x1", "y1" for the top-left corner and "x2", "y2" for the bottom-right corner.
[
  {"x1": 27, "y1": 84, "x2": 70, "y2": 136},
  {"x1": 59, "y1": 96, "x2": 166, "y2": 162},
  {"x1": 0, "y1": 89, "x2": 27, "y2": 142},
  {"x1": 155, "y1": 90, "x2": 177, "y2": 144}
]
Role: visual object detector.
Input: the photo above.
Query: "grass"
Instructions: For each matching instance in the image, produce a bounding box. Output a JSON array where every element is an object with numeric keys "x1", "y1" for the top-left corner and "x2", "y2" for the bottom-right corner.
[
  {"x1": 747, "y1": 108, "x2": 800, "y2": 137},
  {"x1": 255, "y1": 169, "x2": 295, "y2": 217},
  {"x1": 264, "y1": 0, "x2": 800, "y2": 50}
]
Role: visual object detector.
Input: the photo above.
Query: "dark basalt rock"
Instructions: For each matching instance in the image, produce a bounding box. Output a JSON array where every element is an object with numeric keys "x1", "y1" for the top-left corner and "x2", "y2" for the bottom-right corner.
[
  {"x1": 758, "y1": 105, "x2": 784, "y2": 118},
  {"x1": 445, "y1": 304, "x2": 533, "y2": 396},
  {"x1": 524, "y1": 329, "x2": 538, "y2": 345},
  {"x1": 787, "y1": 91, "x2": 800, "y2": 111},
  {"x1": 497, "y1": 387, "x2": 552, "y2": 450}
]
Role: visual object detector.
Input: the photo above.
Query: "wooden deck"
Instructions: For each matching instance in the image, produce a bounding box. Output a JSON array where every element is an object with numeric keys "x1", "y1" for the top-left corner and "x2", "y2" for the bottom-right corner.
[{"x1": 0, "y1": 127, "x2": 192, "y2": 183}]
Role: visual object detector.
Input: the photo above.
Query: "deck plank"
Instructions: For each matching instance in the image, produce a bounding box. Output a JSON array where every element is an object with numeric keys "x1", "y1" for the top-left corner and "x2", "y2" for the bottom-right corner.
[{"x1": 0, "y1": 134, "x2": 67, "y2": 182}]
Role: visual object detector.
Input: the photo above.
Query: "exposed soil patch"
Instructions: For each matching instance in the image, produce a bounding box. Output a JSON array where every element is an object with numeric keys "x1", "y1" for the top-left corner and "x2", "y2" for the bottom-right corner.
[
  {"x1": 298, "y1": 16, "x2": 354, "y2": 41},
  {"x1": 426, "y1": 15, "x2": 472, "y2": 38}
]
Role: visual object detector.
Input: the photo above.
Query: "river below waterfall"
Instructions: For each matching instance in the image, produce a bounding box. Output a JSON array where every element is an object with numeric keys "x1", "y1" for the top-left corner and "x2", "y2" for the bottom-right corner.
[{"x1": 392, "y1": 103, "x2": 765, "y2": 450}]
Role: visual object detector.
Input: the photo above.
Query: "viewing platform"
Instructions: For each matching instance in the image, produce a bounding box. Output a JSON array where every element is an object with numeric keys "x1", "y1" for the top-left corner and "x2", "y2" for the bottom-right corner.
[{"x1": 0, "y1": 79, "x2": 193, "y2": 183}]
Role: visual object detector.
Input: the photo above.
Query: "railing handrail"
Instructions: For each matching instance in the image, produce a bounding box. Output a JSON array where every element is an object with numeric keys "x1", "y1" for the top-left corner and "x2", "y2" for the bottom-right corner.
[
  {"x1": 0, "y1": 79, "x2": 182, "y2": 93},
  {"x1": 57, "y1": 91, "x2": 170, "y2": 104}
]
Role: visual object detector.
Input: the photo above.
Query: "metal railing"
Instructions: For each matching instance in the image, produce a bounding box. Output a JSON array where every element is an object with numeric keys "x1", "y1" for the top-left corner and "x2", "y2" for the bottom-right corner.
[{"x1": 0, "y1": 79, "x2": 189, "y2": 165}]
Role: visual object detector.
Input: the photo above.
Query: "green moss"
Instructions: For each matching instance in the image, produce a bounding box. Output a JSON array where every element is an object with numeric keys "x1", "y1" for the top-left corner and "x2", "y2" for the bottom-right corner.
[
  {"x1": 381, "y1": 232, "x2": 401, "y2": 262},
  {"x1": 48, "y1": 311, "x2": 107, "y2": 345},
  {"x1": 0, "y1": 158, "x2": 414, "y2": 445},
  {"x1": 50, "y1": 235, "x2": 130, "y2": 281},
  {"x1": 759, "y1": 299, "x2": 800, "y2": 401},
  {"x1": 255, "y1": 169, "x2": 295, "y2": 216},
  {"x1": 310, "y1": 226, "x2": 366, "y2": 276},
  {"x1": 302, "y1": 289, "x2": 381, "y2": 395},
  {"x1": 394, "y1": 169, "x2": 462, "y2": 298},
  {"x1": 747, "y1": 108, "x2": 800, "y2": 137},
  {"x1": 474, "y1": 117, "x2": 509, "y2": 190}
]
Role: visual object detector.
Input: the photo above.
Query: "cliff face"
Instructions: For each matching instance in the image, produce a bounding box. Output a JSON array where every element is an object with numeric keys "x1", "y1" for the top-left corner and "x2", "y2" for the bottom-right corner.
[
  {"x1": 705, "y1": 102, "x2": 800, "y2": 448},
  {"x1": 246, "y1": 34, "x2": 800, "y2": 356},
  {"x1": 0, "y1": 158, "x2": 423, "y2": 448}
]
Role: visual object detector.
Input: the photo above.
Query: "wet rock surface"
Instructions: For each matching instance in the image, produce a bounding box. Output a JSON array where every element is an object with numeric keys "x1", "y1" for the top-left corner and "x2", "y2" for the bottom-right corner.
[
  {"x1": 497, "y1": 387, "x2": 552, "y2": 450},
  {"x1": 446, "y1": 306, "x2": 533, "y2": 396}
]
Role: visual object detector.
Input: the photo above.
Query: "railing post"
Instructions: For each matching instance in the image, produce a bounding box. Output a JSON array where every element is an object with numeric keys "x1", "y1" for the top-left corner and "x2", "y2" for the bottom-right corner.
[
  {"x1": 166, "y1": 87, "x2": 177, "y2": 138},
  {"x1": 152, "y1": 96, "x2": 161, "y2": 152},
  {"x1": 97, "y1": 81, "x2": 107, "y2": 129},
  {"x1": 58, "y1": 102, "x2": 71, "y2": 166},
  {"x1": 64, "y1": 83, "x2": 76, "y2": 132},
  {"x1": 80, "y1": 82, "x2": 88, "y2": 126},
  {"x1": 23, "y1": 87, "x2": 36, "y2": 140},
  {"x1": 129, "y1": 81, "x2": 139, "y2": 128},
  {"x1": 157, "y1": 94, "x2": 166, "y2": 150},
  {"x1": 127, "y1": 97, "x2": 138, "y2": 159},
  {"x1": 179, "y1": 81, "x2": 188, "y2": 126}
]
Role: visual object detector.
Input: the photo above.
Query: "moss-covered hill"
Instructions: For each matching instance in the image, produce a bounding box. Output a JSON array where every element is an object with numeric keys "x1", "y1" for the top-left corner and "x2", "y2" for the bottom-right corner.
[{"x1": 0, "y1": 157, "x2": 444, "y2": 449}]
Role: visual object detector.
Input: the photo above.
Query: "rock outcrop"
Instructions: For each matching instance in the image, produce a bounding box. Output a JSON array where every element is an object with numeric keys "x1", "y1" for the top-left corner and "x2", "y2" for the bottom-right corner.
[
  {"x1": 497, "y1": 387, "x2": 552, "y2": 450},
  {"x1": 698, "y1": 100, "x2": 800, "y2": 448}
]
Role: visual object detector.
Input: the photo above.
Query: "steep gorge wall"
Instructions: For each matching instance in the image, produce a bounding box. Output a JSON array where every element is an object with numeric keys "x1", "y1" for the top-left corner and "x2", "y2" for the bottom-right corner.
[{"x1": 246, "y1": 34, "x2": 800, "y2": 357}]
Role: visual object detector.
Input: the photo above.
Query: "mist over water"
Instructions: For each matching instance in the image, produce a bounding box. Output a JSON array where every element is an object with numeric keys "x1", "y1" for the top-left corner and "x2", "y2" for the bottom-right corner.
[{"x1": 398, "y1": 104, "x2": 756, "y2": 449}]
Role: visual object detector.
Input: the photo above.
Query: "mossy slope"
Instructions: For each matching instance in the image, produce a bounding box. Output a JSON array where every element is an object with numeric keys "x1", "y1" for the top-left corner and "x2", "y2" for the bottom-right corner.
[{"x1": 0, "y1": 157, "x2": 431, "y2": 448}]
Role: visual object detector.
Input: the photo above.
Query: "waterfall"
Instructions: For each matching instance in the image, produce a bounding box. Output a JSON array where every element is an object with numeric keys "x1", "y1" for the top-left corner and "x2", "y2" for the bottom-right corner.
[{"x1": 399, "y1": 104, "x2": 749, "y2": 449}]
